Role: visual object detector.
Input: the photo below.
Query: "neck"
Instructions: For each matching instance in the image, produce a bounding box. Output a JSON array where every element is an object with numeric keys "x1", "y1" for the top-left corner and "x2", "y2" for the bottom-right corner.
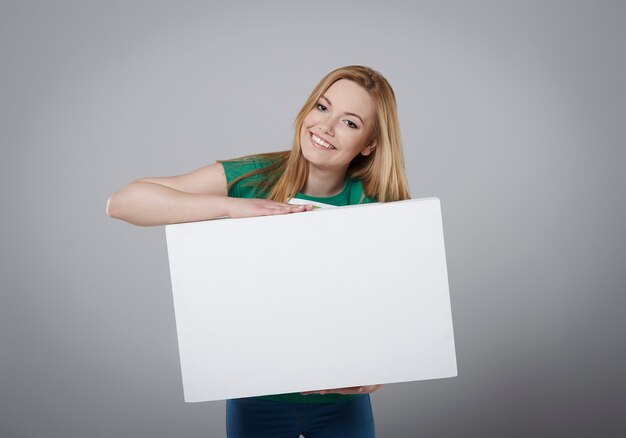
[{"x1": 301, "y1": 165, "x2": 347, "y2": 197}]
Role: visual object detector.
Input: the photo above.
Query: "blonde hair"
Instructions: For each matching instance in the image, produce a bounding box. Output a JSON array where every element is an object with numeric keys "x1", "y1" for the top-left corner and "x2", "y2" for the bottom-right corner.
[{"x1": 220, "y1": 65, "x2": 410, "y2": 202}]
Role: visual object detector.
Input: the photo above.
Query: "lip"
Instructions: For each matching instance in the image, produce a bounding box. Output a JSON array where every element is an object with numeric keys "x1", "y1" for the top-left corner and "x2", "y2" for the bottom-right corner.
[{"x1": 309, "y1": 131, "x2": 336, "y2": 151}]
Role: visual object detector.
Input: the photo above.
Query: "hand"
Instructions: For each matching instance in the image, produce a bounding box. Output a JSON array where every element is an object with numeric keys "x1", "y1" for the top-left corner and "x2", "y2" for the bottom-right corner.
[
  {"x1": 226, "y1": 198, "x2": 313, "y2": 219},
  {"x1": 301, "y1": 385, "x2": 383, "y2": 396}
]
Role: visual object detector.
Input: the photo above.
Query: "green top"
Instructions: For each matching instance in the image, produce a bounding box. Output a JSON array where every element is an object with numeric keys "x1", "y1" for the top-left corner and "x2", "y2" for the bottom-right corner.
[
  {"x1": 220, "y1": 155, "x2": 377, "y2": 404},
  {"x1": 222, "y1": 156, "x2": 378, "y2": 206}
]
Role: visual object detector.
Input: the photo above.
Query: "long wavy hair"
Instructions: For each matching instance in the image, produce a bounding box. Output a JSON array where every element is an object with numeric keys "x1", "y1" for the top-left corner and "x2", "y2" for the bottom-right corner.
[{"x1": 219, "y1": 65, "x2": 410, "y2": 202}]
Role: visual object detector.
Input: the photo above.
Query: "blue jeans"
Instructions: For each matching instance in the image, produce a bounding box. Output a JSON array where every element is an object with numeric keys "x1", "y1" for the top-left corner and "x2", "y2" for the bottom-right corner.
[{"x1": 226, "y1": 395, "x2": 375, "y2": 438}]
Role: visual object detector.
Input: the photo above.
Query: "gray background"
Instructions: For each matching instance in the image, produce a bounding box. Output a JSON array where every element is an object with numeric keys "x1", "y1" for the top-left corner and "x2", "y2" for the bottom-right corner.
[{"x1": 1, "y1": 1, "x2": 625, "y2": 437}]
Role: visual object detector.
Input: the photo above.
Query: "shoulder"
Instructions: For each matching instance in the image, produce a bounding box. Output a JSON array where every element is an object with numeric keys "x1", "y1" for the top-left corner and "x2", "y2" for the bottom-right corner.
[
  {"x1": 220, "y1": 155, "x2": 277, "y2": 179},
  {"x1": 220, "y1": 152, "x2": 286, "y2": 199}
]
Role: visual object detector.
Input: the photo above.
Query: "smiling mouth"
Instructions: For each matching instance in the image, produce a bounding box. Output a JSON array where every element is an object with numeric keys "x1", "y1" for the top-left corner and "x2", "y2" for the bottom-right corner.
[{"x1": 309, "y1": 132, "x2": 336, "y2": 150}]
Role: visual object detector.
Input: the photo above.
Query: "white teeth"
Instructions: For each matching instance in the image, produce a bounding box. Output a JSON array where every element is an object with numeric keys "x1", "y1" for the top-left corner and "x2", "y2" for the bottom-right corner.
[{"x1": 312, "y1": 134, "x2": 335, "y2": 149}]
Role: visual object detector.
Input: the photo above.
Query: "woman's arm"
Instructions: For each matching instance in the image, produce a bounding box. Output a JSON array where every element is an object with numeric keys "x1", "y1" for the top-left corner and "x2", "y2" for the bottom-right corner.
[{"x1": 106, "y1": 162, "x2": 310, "y2": 226}]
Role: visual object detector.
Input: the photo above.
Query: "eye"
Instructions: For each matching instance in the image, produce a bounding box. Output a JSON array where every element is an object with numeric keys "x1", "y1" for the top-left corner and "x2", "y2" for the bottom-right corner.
[
  {"x1": 316, "y1": 103, "x2": 328, "y2": 112},
  {"x1": 344, "y1": 120, "x2": 358, "y2": 129}
]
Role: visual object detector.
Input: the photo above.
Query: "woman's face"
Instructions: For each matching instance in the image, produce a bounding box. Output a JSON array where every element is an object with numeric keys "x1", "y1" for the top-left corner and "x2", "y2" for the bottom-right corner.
[{"x1": 300, "y1": 79, "x2": 377, "y2": 174}]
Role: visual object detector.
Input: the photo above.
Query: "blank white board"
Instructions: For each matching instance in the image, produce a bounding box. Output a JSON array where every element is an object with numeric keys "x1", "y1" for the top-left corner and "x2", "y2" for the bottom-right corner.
[{"x1": 165, "y1": 197, "x2": 457, "y2": 402}]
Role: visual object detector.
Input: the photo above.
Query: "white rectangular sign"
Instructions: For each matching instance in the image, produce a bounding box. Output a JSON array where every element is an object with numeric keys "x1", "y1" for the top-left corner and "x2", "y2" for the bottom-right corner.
[{"x1": 166, "y1": 197, "x2": 457, "y2": 402}]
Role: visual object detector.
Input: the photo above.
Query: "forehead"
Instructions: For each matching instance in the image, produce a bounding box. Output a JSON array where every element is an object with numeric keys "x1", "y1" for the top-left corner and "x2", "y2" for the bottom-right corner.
[{"x1": 323, "y1": 79, "x2": 375, "y2": 119}]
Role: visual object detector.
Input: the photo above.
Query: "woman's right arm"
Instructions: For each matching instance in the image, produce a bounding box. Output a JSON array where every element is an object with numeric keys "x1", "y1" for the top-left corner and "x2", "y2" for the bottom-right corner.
[{"x1": 106, "y1": 162, "x2": 310, "y2": 226}]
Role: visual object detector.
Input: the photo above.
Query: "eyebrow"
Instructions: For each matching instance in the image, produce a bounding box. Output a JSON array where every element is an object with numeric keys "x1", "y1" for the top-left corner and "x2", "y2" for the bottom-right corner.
[{"x1": 320, "y1": 95, "x2": 364, "y2": 124}]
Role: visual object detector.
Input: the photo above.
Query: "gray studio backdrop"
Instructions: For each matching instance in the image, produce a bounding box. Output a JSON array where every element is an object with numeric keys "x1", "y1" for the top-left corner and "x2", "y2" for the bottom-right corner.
[{"x1": 1, "y1": 1, "x2": 625, "y2": 437}]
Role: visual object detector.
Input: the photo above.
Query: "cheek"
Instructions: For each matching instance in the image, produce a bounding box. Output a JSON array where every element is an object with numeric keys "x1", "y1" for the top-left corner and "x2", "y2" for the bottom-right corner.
[
  {"x1": 300, "y1": 122, "x2": 309, "y2": 140},
  {"x1": 303, "y1": 110, "x2": 322, "y2": 128},
  {"x1": 301, "y1": 114, "x2": 317, "y2": 140},
  {"x1": 340, "y1": 130, "x2": 367, "y2": 151}
]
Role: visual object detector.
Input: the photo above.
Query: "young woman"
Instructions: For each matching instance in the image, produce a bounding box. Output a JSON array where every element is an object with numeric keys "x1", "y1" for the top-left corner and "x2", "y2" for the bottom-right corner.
[{"x1": 107, "y1": 65, "x2": 410, "y2": 438}]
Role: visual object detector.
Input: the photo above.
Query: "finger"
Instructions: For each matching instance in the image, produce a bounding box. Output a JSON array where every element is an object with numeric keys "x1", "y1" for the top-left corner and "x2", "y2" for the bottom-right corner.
[
  {"x1": 264, "y1": 209, "x2": 293, "y2": 216},
  {"x1": 264, "y1": 207, "x2": 301, "y2": 216},
  {"x1": 285, "y1": 202, "x2": 314, "y2": 210},
  {"x1": 292, "y1": 204, "x2": 315, "y2": 212},
  {"x1": 291, "y1": 205, "x2": 310, "y2": 213},
  {"x1": 301, "y1": 388, "x2": 331, "y2": 395},
  {"x1": 279, "y1": 204, "x2": 305, "y2": 211},
  {"x1": 301, "y1": 384, "x2": 381, "y2": 396},
  {"x1": 356, "y1": 385, "x2": 382, "y2": 394},
  {"x1": 263, "y1": 203, "x2": 295, "y2": 210},
  {"x1": 266, "y1": 202, "x2": 313, "y2": 212},
  {"x1": 259, "y1": 203, "x2": 310, "y2": 216},
  {"x1": 370, "y1": 384, "x2": 383, "y2": 392},
  {"x1": 259, "y1": 202, "x2": 301, "y2": 211},
  {"x1": 353, "y1": 385, "x2": 378, "y2": 392},
  {"x1": 303, "y1": 388, "x2": 350, "y2": 395},
  {"x1": 333, "y1": 386, "x2": 369, "y2": 394},
  {"x1": 281, "y1": 205, "x2": 308, "y2": 213}
]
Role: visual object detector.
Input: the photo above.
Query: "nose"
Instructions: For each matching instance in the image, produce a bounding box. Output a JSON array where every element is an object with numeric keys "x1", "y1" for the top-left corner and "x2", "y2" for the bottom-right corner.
[{"x1": 318, "y1": 117, "x2": 335, "y2": 136}]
